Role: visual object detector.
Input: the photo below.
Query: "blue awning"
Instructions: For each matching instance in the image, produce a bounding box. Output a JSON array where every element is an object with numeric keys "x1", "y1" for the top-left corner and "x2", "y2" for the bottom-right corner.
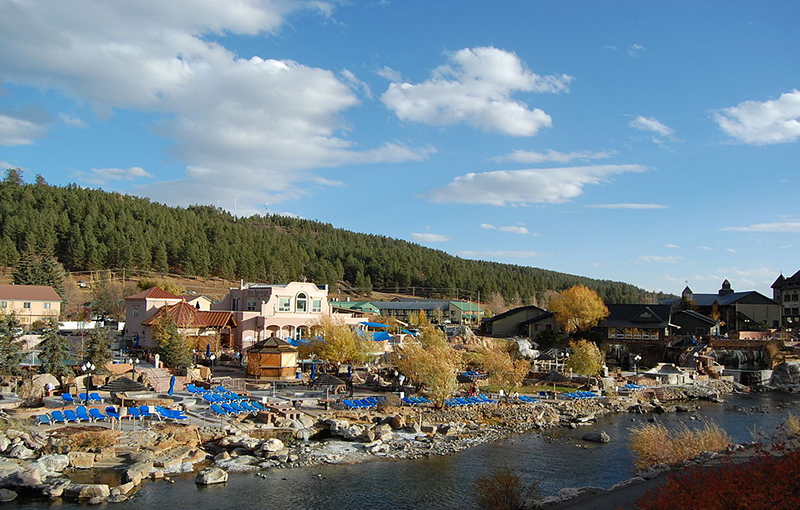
[
  {"x1": 373, "y1": 331, "x2": 392, "y2": 342},
  {"x1": 360, "y1": 321, "x2": 391, "y2": 328},
  {"x1": 401, "y1": 329, "x2": 418, "y2": 336}
]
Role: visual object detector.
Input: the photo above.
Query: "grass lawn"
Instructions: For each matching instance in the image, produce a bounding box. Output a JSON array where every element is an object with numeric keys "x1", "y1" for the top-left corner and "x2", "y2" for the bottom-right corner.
[{"x1": 476, "y1": 383, "x2": 576, "y2": 395}]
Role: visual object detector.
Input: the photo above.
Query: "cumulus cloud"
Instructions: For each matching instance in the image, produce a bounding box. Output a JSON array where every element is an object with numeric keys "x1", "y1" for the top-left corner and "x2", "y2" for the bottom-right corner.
[
  {"x1": 666, "y1": 243, "x2": 678, "y2": 248},
  {"x1": 74, "y1": 166, "x2": 154, "y2": 185},
  {"x1": 58, "y1": 113, "x2": 88, "y2": 128},
  {"x1": 459, "y1": 250, "x2": 538, "y2": 259},
  {"x1": 638, "y1": 255, "x2": 682, "y2": 263},
  {"x1": 381, "y1": 46, "x2": 572, "y2": 136},
  {"x1": 481, "y1": 223, "x2": 533, "y2": 235},
  {"x1": 627, "y1": 44, "x2": 645, "y2": 57},
  {"x1": 427, "y1": 164, "x2": 648, "y2": 206},
  {"x1": 587, "y1": 203, "x2": 666, "y2": 210},
  {"x1": 714, "y1": 90, "x2": 800, "y2": 145},
  {"x1": 375, "y1": 66, "x2": 402, "y2": 82},
  {"x1": 493, "y1": 149, "x2": 616, "y2": 164},
  {"x1": 629, "y1": 116, "x2": 674, "y2": 137},
  {"x1": 721, "y1": 220, "x2": 800, "y2": 233},
  {"x1": 0, "y1": 113, "x2": 47, "y2": 145},
  {"x1": 0, "y1": 1, "x2": 429, "y2": 209},
  {"x1": 410, "y1": 232, "x2": 450, "y2": 243}
]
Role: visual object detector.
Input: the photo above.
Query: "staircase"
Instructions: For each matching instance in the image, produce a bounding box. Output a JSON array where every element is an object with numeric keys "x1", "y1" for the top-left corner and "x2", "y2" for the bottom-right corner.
[{"x1": 139, "y1": 367, "x2": 189, "y2": 393}]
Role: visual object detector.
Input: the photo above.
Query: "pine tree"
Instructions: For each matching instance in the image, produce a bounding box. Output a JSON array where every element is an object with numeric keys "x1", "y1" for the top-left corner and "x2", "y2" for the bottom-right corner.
[
  {"x1": 12, "y1": 248, "x2": 66, "y2": 298},
  {"x1": 153, "y1": 315, "x2": 192, "y2": 371},
  {"x1": 84, "y1": 327, "x2": 113, "y2": 372},
  {"x1": 0, "y1": 312, "x2": 25, "y2": 376},
  {"x1": 38, "y1": 317, "x2": 73, "y2": 377}
]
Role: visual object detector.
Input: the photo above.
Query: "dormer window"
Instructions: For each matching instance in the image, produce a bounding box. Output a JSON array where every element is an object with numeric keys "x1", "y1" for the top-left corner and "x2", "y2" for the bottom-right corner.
[{"x1": 296, "y1": 293, "x2": 307, "y2": 313}]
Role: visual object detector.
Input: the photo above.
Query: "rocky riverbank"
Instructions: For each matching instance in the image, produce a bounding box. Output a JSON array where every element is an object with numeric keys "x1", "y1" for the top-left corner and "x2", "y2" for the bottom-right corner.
[{"x1": 0, "y1": 380, "x2": 747, "y2": 504}]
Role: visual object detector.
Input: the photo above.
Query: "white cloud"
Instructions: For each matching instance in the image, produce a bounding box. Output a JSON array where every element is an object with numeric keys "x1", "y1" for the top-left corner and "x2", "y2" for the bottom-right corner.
[
  {"x1": 627, "y1": 44, "x2": 645, "y2": 57},
  {"x1": 341, "y1": 69, "x2": 372, "y2": 100},
  {"x1": 629, "y1": 116, "x2": 674, "y2": 137},
  {"x1": 427, "y1": 164, "x2": 647, "y2": 206},
  {"x1": 74, "y1": 166, "x2": 154, "y2": 185},
  {"x1": 587, "y1": 203, "x2": 666, "y2": 210},
  {"x1": 410, "y1": 232, "x2": 450, "y2": 243},
  {"x1": 459, "y1": 250, "x2": 538, "y2": 259},
  {"x1": 481, "y1": 223, "x2": 532, "y2": 235},
  {"x1": 493, "y1": 149, "x2": 616, "y2": 164},
  {"x1": 714, "y1": 90, "x2": 800, "y2": 145},
  {"x1": 638, "y1": 255, "x2": 682, "y2": 263},
  {"x1": 481, "y1": 223, "x2": 496, "y2": 230},
  {"x1": 58, "y1": 113, "x2": 88, "y2": 128},
  {"x1": 721, "y1": 220, "x2": 800, "y2": 233},
  {"x1": 727, "y1": 248, "x2": 737, "y2": 253},
  {"x1": 603, "y1": 45, "x2": 618, "y2": 51},
  {"x1": 375, "y1": 66, "x2": 402, "y2": 82},
  {"x1": 381, "y1": 46, "x2": 572, "y2": 136},
  {"x1": 0, "y1": 1, "x2": 429, "y2": 209},
  {"x1": 666, "y1": 243, "x2": 678, "y2": 248},
  {"x1": 0, "y1": 113, "x2": 46, "y2": 145}
]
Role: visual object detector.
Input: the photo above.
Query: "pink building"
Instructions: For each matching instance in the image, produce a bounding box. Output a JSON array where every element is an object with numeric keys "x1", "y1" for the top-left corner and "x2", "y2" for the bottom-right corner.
[{"x1": 124, "y1": 287, "x2": 182, "y2": 348}]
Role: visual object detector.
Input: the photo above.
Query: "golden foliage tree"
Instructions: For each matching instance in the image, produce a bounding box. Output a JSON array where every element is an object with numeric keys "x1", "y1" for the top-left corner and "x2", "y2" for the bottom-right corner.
[
  {"x1": 549, "y1": 284, "x2": 609, "y2": 334},
  {"x1": 303, "y1": 316, "x2": 372, "y2": 366},
  {"x1": 565, "y1": 339, "x2": 604, "y2": 376},
  {"x1": 480, "y1": 341, "x2": 530, "y2": 399},
  {"x1": 394, "y1": 324, "x2": 462, "y2": 408}
]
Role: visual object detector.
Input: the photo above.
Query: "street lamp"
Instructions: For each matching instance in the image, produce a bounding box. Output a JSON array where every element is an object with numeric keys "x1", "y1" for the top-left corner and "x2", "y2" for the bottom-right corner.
[
  {"x1": 633, "y1": 354, "x2": 642, "y2": 375},
  {"x1": 82, "y1": 362, "x2": 96, "y2": 393},
  {"x1": 209, "y1": 354, "x2": 216, "y2": 379}
]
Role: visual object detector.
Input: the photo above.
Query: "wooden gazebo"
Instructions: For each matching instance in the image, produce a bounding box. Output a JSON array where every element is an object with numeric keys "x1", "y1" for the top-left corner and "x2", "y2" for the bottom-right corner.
[{"x1": 245, "y1": 334, "x2": 298, "y2": 380}]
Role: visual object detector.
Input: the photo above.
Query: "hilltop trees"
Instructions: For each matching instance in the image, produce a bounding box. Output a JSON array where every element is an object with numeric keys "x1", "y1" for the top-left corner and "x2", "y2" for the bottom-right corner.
[
  {"x1": 12, "y1": 247, "x2": 67, "y2": 299},
  {"x1": 550, "y1": 285, "x2": 609, "y2": 334}
]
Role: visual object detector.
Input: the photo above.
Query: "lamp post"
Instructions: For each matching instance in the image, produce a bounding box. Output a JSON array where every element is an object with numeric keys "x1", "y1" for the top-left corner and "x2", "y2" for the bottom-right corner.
[
  {"x1": 132, "y1": 357, "x2": 140, "y2": 373},
  {"x1": 82, "y1": 362, "x2": 96, "y2": 393},
  {"x1": 634, "y1": 354, "x2": 642, "y2": 375},
  {"x1": 209, "y1": 354, "x2": 216, "y2": 380}
]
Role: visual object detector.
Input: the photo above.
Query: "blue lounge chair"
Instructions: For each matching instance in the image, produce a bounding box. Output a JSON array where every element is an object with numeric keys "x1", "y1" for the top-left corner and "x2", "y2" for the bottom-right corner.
[
  {"x1": 401, "y1": 397, "x2": 416, "y2": 406},
  {"x1": 127, "y1": 407, "x2": 141, "y2": 420},
  {"x1": 51, "y1": 410, "x2": 67, "y2": 424},
  {"x1": 220, "y1": 403, "x2": 240, "y2": 415},
  {"x1": 61, "y1": 393, "x2": 75, "y2": 405},
  {"x1": 89, "y1": 408, "x2": 107, "y2": 421},
  {"x1": 138, "y1": 406, "x2": 153, "y2": 419},
  {"x1": 155, "y1": 406, "x2": 188, "y2": 421},
  {"x1": 88, "y1": 392, "x2": 103, "y2": 403},
  {"x1": 76, "y1": 406, "x2": 92, "y2": 421},
  {"x1": 79, "y1": 392, "x2": 89, "y2": 403},
  {"x1": 478, "y1": 394, "x2": 496, "y2": 403},
  {"x1": 230, "y1": 402, "x2": 248, "y2": 414},
  {"x1": 64, "y1": 409, "x2": 80, "y2": 422},
  {"x1": 342, "y1": 399, "x2": 360, "y2": 410},
  {"x1": 202, "y1": 394, "x2": 216, "y2": 405},
  {"x1": 417, "y1": 396, "x2": 432, "y2": 404},
  {"x1": 105, "y1": 406, "x2": 121, "y2": 420},
  {"x1": 210, "y1": 404, "x2": 229, "y2": 416},
  {"x1": 36, "y1": 414, "x2": 52, "y2": 426},
  {"x1": 240, "y1": 402, "x2": 258, "y2": 413},
  {"x1": 249, "y1": 401, "x2": 265, "y2": 411}
]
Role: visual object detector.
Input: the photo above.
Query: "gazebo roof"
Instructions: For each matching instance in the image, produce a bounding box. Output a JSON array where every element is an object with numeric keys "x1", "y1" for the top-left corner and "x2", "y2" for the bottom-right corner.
[
  {"x1": 312, "y1": 373, "x2": 345, "y2": 387},
  {"x1": 247, "y1": 334, "x2": 298, "y2": 354},
  {"x1": 97, "y1": 376, "x2": 149, "y2": 393}
]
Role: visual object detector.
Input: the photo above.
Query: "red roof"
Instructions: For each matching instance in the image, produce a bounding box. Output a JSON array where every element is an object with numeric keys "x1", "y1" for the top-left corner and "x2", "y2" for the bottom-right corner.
[
  {"x1": 0, "y1": 284, "x2": 61, "y2": 302},
  {"x1": 142, "y1": 301, "x2": 236, "y2": 328},
  {"x1": 125, "y1": 287, "x2": 183, "y2": 301}
]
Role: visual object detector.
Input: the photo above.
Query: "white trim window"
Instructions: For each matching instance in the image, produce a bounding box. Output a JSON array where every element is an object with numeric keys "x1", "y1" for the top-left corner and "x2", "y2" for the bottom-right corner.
[
  {"x1": 23, "y1": 302, "x2": 31, "y2": 309},
  {"x1": 44, "y1": 302, "x2": 51, "y2": 310},
  {"x1": 278, "y1": 297, "x2": 291, "y2": 312},
  {"x1": 296, "y1": 293, "x2": 307, "y2": 313},
  {"x1": 312, "y1": 299, "x2": 322, "y2": 313},
  {"x1": 0, "y1": 301, "x2": 7, "y2": 308}
]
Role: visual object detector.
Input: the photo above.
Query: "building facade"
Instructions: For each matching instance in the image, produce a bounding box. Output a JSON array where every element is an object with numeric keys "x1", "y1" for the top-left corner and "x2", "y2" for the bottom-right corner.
[
  {"x1": 124, "y1": 287, "x2": 183, "y2": 348},
  {"x1": 0, "y1": 284, "x2": 61, "y2": 326},
  {"x1": 481, "y1": 305, "x2": 560, "y2": 339},
  {"x1": 772, "y1": 271, "x2": 800, "y2": 332}
]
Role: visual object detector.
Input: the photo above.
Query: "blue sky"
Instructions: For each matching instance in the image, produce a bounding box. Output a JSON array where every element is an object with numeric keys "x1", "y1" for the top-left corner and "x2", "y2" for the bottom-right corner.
[{"x1": 1, "y1": 1, "x2": 798, "y2": 296}]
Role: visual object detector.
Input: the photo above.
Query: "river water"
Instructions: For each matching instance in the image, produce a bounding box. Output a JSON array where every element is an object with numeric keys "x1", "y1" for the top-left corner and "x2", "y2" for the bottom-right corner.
[{"x1": 13, "y1": 392, "x2": 800, "y2": 510}]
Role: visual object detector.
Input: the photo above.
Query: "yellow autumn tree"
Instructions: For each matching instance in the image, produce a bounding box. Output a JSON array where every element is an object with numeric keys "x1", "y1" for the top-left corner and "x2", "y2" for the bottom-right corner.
[
  {"x1": 549, "y1": 285, "x2": 609, "y2": 334},
  {"x1": 479, "y1": 341, "x2": 530, "y2": 400},
  {"x1": 394, "y1": 324, "x2": 462, "y2": 408},
  {"x1": 304, "y1": 316, "x2": 373, "y2": 366},
  {"x1": 565, "y1": 339, "x2": 604, "y2": 376}
]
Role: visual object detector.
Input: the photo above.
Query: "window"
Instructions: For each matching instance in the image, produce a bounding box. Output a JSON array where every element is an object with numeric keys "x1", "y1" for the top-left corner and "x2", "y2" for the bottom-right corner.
[
  {"x1": 247, "y1": 298, "x2": 257, "y2": 311},
  {"x1": 296, "y1": 293, "x2": 307, "y2": 313},
  {"x1": 311, "y1": 299, "x2": 322, "y2": 313},
  {"x1": 132, "y1": 305, "x2": 140, "y2": 317},
  {"x1": 786, "y1": 308, "x2": 793, "y2": 316},
  {"x1": 794, "y1": 308, "x2": 799, "y2": 316},
  {"x1": 23, "y1": 302, "x2": 31, "y2": 309},
  {"x1": 278, "y1": 297, "x2": 291, "y2": 312},
  {"x1": 0, "y1": 301, "x2": 6, "y2": 308},
  {"x1": 545, "y1": 323, "x2": 552, "y2": 331},
  {"x1": 231, "y1": 298, "x2": 239, "y2": 311},
  {"x1": 793, "y1": 294, "x2": 799, "y2": 302},
  {"x1": 44, "y1": 302, "x2": 51, "y2": 310}
]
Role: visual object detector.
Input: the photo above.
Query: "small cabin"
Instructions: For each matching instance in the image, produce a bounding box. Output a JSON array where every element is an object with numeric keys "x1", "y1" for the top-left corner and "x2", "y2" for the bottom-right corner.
[{"x1": 245, "y1": 334, "x2": 298, "y2": 380}]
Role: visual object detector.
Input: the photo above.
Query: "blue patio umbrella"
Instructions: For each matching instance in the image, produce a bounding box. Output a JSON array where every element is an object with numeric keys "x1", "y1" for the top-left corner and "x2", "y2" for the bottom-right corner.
[
  {"x1": 347, "y1": 365, "x2": 352, "y2": 378},
  {"x1": 401, "y1": 329, "x2": 417, "y2": 336},
  {"x1": 205, "y1": 343, "x2": 210, "y2": 358},
  {"x1": 359, "y1": 321, "x2": 391, "y2": 328},
  {"x1": 311, "y1": 362, "x2": 316, "y2": 380},
  {"x1": 133, "y1": 333, "x2": 140, "y2": 348},
  {"x1": 168, "y1": 375, "x2": 176, "y2": 396},
  {"x1": 373, "y1": 331, "x2": 392, "y2": 342}
]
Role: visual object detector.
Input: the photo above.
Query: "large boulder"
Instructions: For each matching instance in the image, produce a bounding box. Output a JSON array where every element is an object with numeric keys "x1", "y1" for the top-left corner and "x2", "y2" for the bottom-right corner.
[
  {"x1": 8, "y1": 467, "x2": 42, "y2": 488},
  {"x1": 0, "y1": 435, "x2": 10, "y2": 454},
  {"x1": 32, "y1": 374, "x2": 60, "y2": 393},
  {"x1": 195, "y1": 467, "x2": 228, "y2": 485},
  {"x1": 260, "y1": 438, "x2": 284, "y2": 453},
  {"x1": 582, "y1": 430, "x2": 611, "y2": 443},
  {"x1": 389, "y1": 415, "x2": 406, "y2": 430},
  {"x1": 63, "y1": 484, "x2": 110, "y2": 500},
  {"x1": 770, "y1": 362, "x2": 800, "y2": 387},
  {"x1": 31, "y1": 454, "x2": 70, "y2": 474},
  {"x1": 68, "y1": 452, "x2": 95, "y2": 469},
  {"x1": 373, "y1": 423, "x2": 393, "y2": 442},
  {"x1": 6, "y1": 444, "x2": 34, "y2": 460},
  {"x1": 122, "y1": 461, "x2": 153, "y2": 483},
  {"x1": 0, "y1": 489, "x2": 17, "y2": 502}
]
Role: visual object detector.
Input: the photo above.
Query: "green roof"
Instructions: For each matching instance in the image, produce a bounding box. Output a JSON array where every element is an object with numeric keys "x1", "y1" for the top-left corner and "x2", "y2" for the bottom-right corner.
[{"x1": 449, "y1": 300, "x2": 484, "y2": 313}]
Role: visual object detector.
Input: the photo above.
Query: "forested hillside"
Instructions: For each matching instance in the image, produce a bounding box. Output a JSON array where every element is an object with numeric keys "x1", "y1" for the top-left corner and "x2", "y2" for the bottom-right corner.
[{"x1": 0, "y1": 170, "x2": 670, "y2": 304}]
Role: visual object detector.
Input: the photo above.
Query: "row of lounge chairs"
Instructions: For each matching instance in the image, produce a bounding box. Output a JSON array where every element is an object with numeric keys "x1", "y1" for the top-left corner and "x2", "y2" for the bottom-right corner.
[
  {"x1": 37, "y1": 405, "x2": 187, "y2": 425},
  {"x1": 517, "y1": 395, "x2": 540, "y2": 403},
  {"x1": 343, "y1": 397, "x2": 384, "y2": 409},
  {"x1": 446, "y1": 395, "x2": 496, "y2": 407},
  {"x1": 401, "y1": 396, "x2": 431, "y2": 406},
  {"x1": 189, "y1": 384, "x2": 250, "y2": 403},
  {"x1": 61, "y1": 392, "x2": 103, "y2": 405},
  {"x1": 209, "y1": 401, "x2": 264, "y2": 417},
  {"x1": 563, "y1": 391, "x2": 600, "y2": 399},
  {"x1": 621, "y1": 383, "x2": 647, "y2": 390}
]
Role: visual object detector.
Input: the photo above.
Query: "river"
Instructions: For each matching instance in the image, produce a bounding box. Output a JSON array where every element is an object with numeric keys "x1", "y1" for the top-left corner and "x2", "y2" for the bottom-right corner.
[{"x1": 12, "y1": 392, "x2": 800, "y2": 510}]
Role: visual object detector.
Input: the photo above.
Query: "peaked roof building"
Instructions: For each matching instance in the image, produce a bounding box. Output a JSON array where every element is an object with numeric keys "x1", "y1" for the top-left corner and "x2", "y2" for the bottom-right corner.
[{"x1": 772, "y1": 270, "x2": 800, "y2": 332}]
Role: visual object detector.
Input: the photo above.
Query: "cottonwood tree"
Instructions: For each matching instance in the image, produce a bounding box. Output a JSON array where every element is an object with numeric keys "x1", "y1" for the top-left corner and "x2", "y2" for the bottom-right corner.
[
  {"x1": 549, "y1": 285, "x2": 609, "y2": 334},
  {"x1": 394, "y1": 324, "x2": 462, "y2": 408},
  {"x1": 480, "y1": 342, "x2": 530, "y2": 400},
  {"x1": 565, "y1": 339, "x2": 605, "y2": 376},
  {"x1": 92, "y1": 279, "x2": 136, "y2": 321},
  {"x1": 303, "y1": 316, "x2": 372, "y2": 366},
  {"x1": 38, "y1": 317, "x2": 73, "y2": 377},
  {"x1": 0, "y1": 313, "x2": 25, "y2": 376}
]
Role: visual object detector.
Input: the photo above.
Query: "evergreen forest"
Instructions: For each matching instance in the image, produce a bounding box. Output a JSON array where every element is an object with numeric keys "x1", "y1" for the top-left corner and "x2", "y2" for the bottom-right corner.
[{"x1": 0, "y1": 170, "x2": 671, "y2": 305}]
